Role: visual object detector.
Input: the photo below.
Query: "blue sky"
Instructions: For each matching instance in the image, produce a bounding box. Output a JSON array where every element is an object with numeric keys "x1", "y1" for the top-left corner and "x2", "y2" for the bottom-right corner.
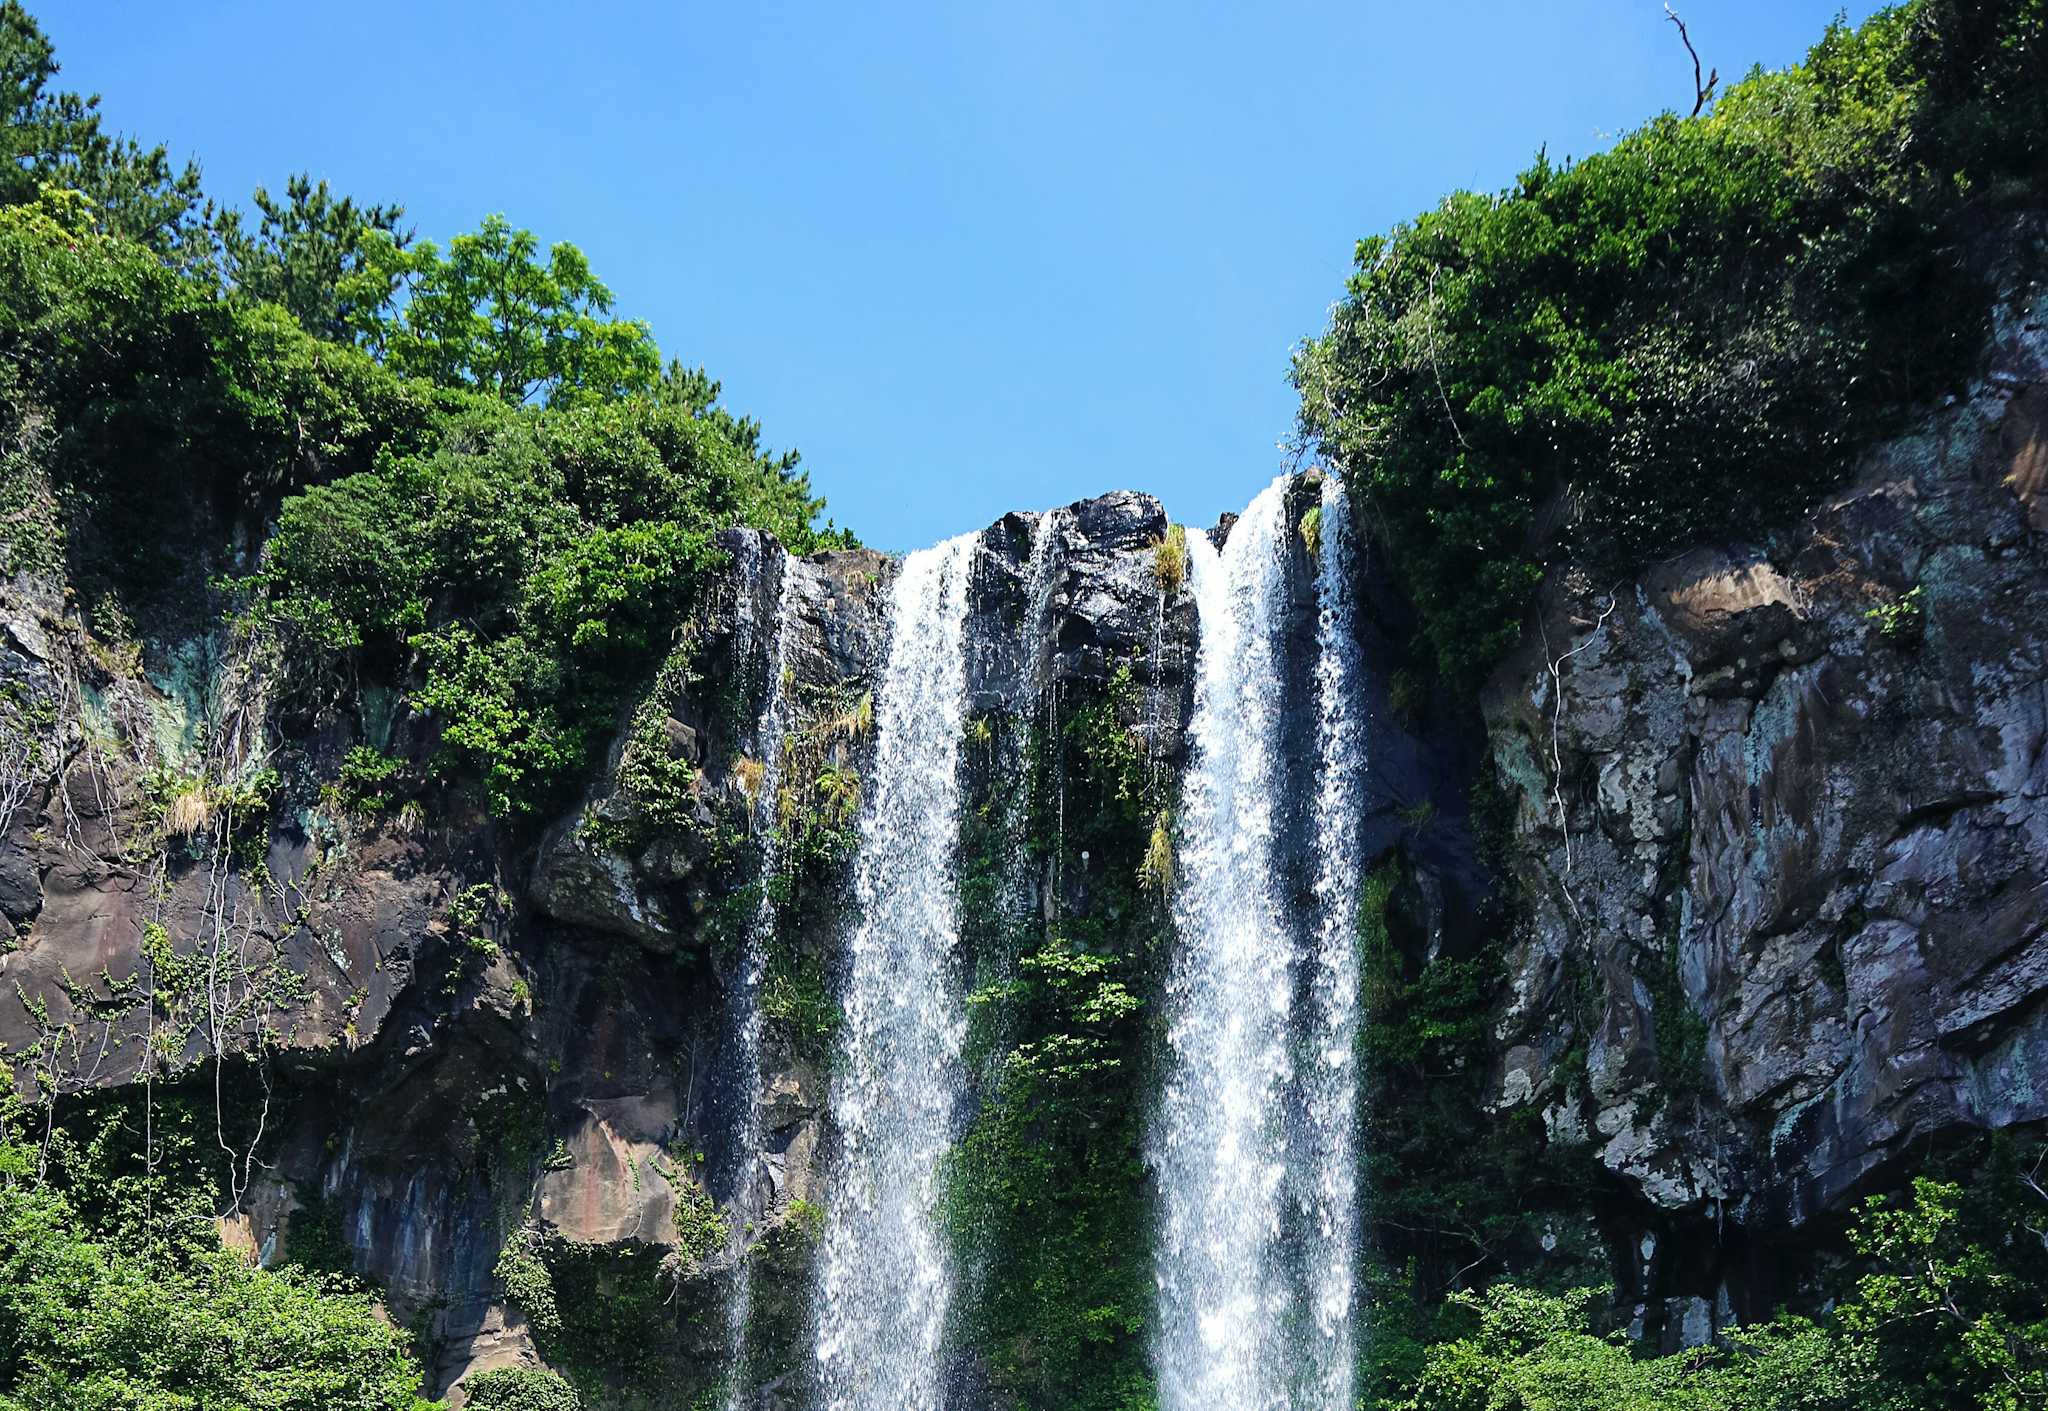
[{"x1": 49, "y1": 1, "x2": 1874, "y2": 551}]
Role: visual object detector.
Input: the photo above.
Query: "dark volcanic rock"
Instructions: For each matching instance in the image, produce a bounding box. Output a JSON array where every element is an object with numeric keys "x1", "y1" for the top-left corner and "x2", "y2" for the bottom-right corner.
[{"x1": 1480, "y1": 285, "x2": 2048, "y2": 1340}]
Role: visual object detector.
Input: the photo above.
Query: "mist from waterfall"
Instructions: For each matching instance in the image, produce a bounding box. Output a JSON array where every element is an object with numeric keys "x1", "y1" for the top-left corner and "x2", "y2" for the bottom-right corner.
[
  {"x1": 813, "y1": 532, "x2": 979, "y2": 1411},
  {"x1": 1151, "y1": 472, "x2": 1367, "y2": 1411}
]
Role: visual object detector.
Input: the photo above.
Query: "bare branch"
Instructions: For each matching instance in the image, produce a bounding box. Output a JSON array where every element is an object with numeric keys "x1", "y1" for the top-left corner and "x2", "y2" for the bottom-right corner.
[{"x1": 1664, "y1": 4, "x2": 1720, "y2": 117}]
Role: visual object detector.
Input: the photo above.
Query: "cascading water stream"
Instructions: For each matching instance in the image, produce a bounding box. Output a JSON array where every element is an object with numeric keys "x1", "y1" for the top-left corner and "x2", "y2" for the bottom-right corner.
[
  {"x1": 1152, "y1": 471, "x2": 1368, "y2": 1410},
  {"x1": 721, "y1": 551, "x2": 803, "y2": 1411},
  {"x1": 814, "y1": 532, "x2": 979, "y2": 1411},
  {"x1": 1296, "y1": 472, "x2": 1367, "y2": 1409},
  {"x1": 1152, "y1": 476, "x2": 1299, "y2": 1411}
]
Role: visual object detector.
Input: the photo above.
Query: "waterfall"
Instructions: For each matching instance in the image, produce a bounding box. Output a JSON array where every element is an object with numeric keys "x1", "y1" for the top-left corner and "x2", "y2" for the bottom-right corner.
[
  {"x1": 1152, "y1": 471, "x2": 1367, "y2": 1410},
  {"x1": 1297, "y1": 473, "x2": 1366, "y2": 1409},
  {"x1": 722, "y1": 550, "x2": 802, "y2": 1411},
  {"x1": 1152, "y1": 476, "x2": 1299, "y2": 1411},
  {"x1": 814, "y1": 532, "x2": 979, "y2": 1411}
]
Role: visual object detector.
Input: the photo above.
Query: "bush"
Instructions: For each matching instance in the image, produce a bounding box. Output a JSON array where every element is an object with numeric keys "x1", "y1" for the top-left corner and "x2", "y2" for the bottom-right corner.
[
  {"x1": 250, "y1": 396, "x2": 847, "y2": 818},
  {"x1": 1295, "y1": 0, "x2": 2045, "y2": 685},
  {"x1": 1387, "y1": 1157, "x2": 2048, "y2": 1411},
  {"x1": 0, "y1": 1113, "x2": 436, "y2": 1411},
  {"x1": 462, "y1": 1367, "x2": 580, "y2": 1411}
]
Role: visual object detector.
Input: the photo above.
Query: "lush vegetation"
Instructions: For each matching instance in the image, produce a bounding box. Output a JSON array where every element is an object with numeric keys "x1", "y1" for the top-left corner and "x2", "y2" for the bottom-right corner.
[
  {"x1": 1296, "y1": 0, "x2": 2048, "y2": 684},
  {"x1": 1387, "y1": 1150, "x2": 2048, "y2": 1411},
  {"x1": 0, "y1": 1077, "x2": 439, "y2": 1410},
  {"x1": 944, "y1": 662, "x2": 1173, "y2": 1411},
  {"x1": 8, "y1": 0, "x2": 2048, "y2": 1407},
  {"x1": 0, "y1": 0, "x2": 851, "y2": 824},
  {"x1": 0, "y1": 3, "x2": 857, "y2": 1403}
]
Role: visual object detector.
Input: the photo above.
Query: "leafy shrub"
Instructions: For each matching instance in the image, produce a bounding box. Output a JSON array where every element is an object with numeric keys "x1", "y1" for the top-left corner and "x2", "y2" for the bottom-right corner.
[
  {"x1": 1295, "y1": 0, "x2": 2045, "y2": 685},
  {"x1": 333, "y1": 745, "x2": 404, "y2": 813},
  {"x1": 0, "y1": 1084, "x2": 436, "y2": 1411},
  {"x1": 249, "y1": 397, "x2": 846, "y2": 818},
  {"x1": 461, "y1": 1367, "x2": 580, "y2": 1411},
  {"x1": 1386, "y1": 1153, "x2": 2048, "y2": 1410},
  {"x1": 495, "y1": 1228, "x2": 562, "y2": 1337},
  {"x1": 668, "y1": 1174, "x2": 728, "y2": 1276}
]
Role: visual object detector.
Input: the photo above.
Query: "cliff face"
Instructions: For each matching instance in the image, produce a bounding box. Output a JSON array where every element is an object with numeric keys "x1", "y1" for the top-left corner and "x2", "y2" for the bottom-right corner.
[
  {"x1": 0, "y1": 302, "x2": 2044, "y2": 1399},
  {"x1": 1480, "y1": 287, "x2": 2048, "y2": 1342}
]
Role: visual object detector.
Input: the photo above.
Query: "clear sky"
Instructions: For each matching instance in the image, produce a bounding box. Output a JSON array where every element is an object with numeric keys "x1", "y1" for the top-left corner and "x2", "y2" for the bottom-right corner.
[{"x1": 47, "y1": 0, "x2": 1876, "y2": 551}]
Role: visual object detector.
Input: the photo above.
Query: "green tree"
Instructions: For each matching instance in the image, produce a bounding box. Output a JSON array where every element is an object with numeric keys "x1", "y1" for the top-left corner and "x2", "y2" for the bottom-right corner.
[
  {"x1": 461, "y1": 1367, "x2": 580, "y2": 1411},
  {"x1": 0, "y1": 1, "x2": 208, "y2": 262},
  {"x1": 364, "y1": 213, "x2": 661, "y2": 406},
  {"x1": 1293, "y1": 0, "x2": 2043, "y2": 686},
  {"x1": 0, "y1": 1081, "x2": 441, "y2": 1411},
  {"x1": 1841, "y1": 1177, "x2": 2048, "y2": 1409},
  {"x1": 218, "y1": 172, "x2": 411, "y2": 341}
]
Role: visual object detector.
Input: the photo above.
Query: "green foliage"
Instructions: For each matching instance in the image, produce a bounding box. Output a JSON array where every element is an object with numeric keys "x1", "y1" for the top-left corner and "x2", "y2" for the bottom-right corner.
[
  {"x1": 529, "y1": 1242, "x2": 684, "y2": 1396},
  {"x1": 333, "y1": 744, "x2": 405, "y2": 814},
  {"x1": 446, "y1": 883, "x2": 510, "y2": 960},
  {"x1": 0, "y1": 2, "x2": 208, "y2": 262},
  {"x1": 1354, "y1": 854, "x2": 1613, "y2": 1403},
  {"x1": 0, "y1": 1191, "x2": 437, "y2": 1411},
  {"x1": 249, "y1": 396, "x2": 843, "y2": 817},
  {"x1": 1840, "y1": 1171, "x2": 2048, "y2": 1408},
  {"x1": 784, "y1": 1197, "x2": 826, "y2": 1243},
  {"x1": 946, "y1": 667, "x2": 1173, "y2": 1411},
  {"x1": 1866, "y1": 584, "x2": 1927, "y2": 641},
  {"x1": 358, "y1": 213, "x2": 662, "y2": 408},
  {"x1": 1299, "y1": 502, "x2": 1324, "y2": 557},
  {"x1": 462, "y1": 1367, "x2": 581, "y2": 1411},
  {"x1": 1386, "y1": 1154, "x2": 2048, "y2": 1411},
  {"x1": 217, "y1": 173, "x2": 411, "y2": 342},
  {"x1": 1150, "y1": 523, "x2": 1187, "y2": 596},
  {"x1": 665, "y1": 1170, "x2": 729, "y2": 1276},
  {"x1": 0, "y1": 193, "x2": 446, "y2": 632},
  {"x1": 0, "y1": 1081, "x2": 439, "y2": 1411},
  {"x1": 496, "y1": 1229, "x2": 563, "y2": 1338},
  {"x1": 1137, "y1": 808, "x2": 1174, "y2": 893},
  {"x1": 280, "y1": 1192, "x2": 358, "y2": 1281},
  {"x1": 1, "y1": 11, "x2": 851, "y2": 828},
  {"x1": 1295, "y1": 0, "x2": 2043, "y2": 684}
]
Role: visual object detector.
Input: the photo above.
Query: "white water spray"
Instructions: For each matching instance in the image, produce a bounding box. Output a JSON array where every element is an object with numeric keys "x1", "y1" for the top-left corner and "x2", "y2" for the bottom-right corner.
[
  {"x1": 814, "y1": 533, "x2": 979, "y2": 1411},
  {"x1": 1152, "y1": 471, "x2": 1369, "y2": 1410},
  {"x1": 1152, "y1": 476, "x2": 1299, "y2": 1411},
  {"x1": 1297, "y1": 472, "x2": 1367, "y2": 1409}
]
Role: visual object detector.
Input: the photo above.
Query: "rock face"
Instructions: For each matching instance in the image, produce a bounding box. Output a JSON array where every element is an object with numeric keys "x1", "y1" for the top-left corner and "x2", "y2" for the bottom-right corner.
[
  {"x1": 0, "y1": 496, "x2": 1216, "y2": 1404},
  {"x1": 1, "y1": 306, "x2": 2045, "y2": 1397},
  {"x1": 1481, "y1": 288, "x2": 2048, "y2": 1340}
]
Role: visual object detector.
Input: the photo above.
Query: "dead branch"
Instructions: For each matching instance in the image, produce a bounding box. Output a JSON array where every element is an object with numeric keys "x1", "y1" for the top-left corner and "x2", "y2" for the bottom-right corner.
[{"x1": 1665, "y1": 4, "x2": 1719, "y2": 117}]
